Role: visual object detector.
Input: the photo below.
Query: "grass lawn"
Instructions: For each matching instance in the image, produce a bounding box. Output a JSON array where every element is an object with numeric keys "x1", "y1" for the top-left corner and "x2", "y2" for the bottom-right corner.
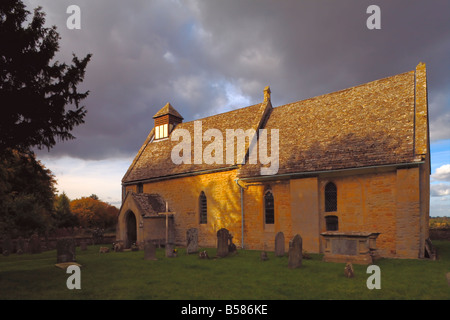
[{"x1": 0, "y1": 241, "x2": 449, "y2": 300}]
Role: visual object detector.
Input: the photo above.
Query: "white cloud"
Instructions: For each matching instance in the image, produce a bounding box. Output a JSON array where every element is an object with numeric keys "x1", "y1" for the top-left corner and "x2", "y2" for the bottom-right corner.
[
  {"x1": 431, "y1": 164, "x2": 450, "y2": 182},
  {"x1": 430, "y1": 183, "x2": 450, "y2": 197}
]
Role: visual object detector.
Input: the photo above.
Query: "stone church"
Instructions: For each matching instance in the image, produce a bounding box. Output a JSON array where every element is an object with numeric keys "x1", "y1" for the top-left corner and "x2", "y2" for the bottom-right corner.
[{"x1": 117, "y1": 63, "x2": 431, "y2": 260}]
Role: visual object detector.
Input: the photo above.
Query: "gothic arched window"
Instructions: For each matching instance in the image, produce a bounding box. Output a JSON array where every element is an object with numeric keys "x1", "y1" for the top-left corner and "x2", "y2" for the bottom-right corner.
[
  {"x1": 199, "y1": 191, "x2": 207, "y2": 224},
  {"x1": 325, "y1": 182, "x2": 337, "y2": 212},
  {"x1": 264, "y1": 190, "x2": 274, "y2": 224}
]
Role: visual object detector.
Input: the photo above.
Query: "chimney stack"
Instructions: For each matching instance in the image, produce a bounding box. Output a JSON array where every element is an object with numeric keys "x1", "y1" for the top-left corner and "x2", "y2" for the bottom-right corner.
[{"x1": 263, "y1": 86, "x2": 271, "y2": 102}]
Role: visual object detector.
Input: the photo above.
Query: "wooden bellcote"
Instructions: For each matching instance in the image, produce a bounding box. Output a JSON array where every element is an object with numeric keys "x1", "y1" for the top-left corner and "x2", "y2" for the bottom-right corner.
[{"x1": 152, "y1": 102, "x2": 183, "y2": 140}]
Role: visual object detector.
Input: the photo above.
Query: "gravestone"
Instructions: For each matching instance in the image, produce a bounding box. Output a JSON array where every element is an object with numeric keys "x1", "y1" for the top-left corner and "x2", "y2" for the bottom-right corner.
[
  {"x1": 186, "y1": 228, "x2": 198, "y2": 254},
  {"x1": 56, "y1": 238, "x2": 76, "y2": 263},
  {"x1": 144, "y1": 240, "x2": 157, "y2": 260},
  {"x1": 288, "y1": 234, "x2": 302, "y2": 269},
  {"x1": 29, "y1": 233, "x2": 42, "y2": 254},
  {"x1": 275, "y1": 232, "x2": 285, "y2": 257},
  {"x1": 217, "y1": 228, "x2": 230, "y2": 257}
]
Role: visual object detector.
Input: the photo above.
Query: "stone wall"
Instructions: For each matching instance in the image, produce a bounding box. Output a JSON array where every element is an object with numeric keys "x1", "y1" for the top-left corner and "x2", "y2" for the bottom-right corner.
[
  {"x1": 430, "y1": 228, "x2": 450, "y2": 241},
  {"x1": 124, "y1": 169, "x2": 242, "y2": 248},
  {"x1": 0, "y1": 235, "x2": 115, "y2": 254},
  {"x1": 123, "y1": 166, "x2": 427, "y2": 259}
]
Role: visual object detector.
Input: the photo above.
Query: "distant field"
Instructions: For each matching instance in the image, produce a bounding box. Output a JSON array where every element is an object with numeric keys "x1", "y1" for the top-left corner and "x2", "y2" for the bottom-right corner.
[
  {"x1": 430, "y1": 216, "x2": 450, "y2": 229},
  {"x1": 0, "y1": 241, "x2": 449, "y2": 300}
]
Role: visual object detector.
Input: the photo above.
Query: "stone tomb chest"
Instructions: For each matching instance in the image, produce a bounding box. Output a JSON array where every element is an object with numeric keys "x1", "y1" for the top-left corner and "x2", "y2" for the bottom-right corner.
[{"x1": 320, "y1": 232, "x2": 380, "y2": 264}]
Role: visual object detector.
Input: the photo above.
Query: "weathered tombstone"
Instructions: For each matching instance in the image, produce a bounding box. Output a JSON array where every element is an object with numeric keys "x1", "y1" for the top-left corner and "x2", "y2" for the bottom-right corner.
[
  {"x1": 288, "y1": 234, "x2": 302, "y2": 269},
  {"x1": 56, "y1": 238, "x2": 76, "y2": 263},
  {"x1": 29, "y1": 233, "x2": 42, "y2": 254},
  {"x1": 344, "y1": 262, "x2": 354, "y2": 278},
  {"x1": 186, "y1": 228, "x2": 199, "y2": 254},
  {"x1": 2, "y1": 234, "x2": 12, "y2": 256},
  {"x1": 144, "y1": 241, "x2": 157, "y2": 260},
  {"x1": 217, "y1": 228, "x2": 230, "y2": 258},
  {"x1": 275, "y1": 232, "x2": 285, "y2": 257}
]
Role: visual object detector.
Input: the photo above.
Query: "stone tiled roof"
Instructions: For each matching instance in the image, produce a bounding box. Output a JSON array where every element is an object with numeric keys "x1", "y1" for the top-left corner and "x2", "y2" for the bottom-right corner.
[
  {"x1": 130, "y1": 192, "x2": 166, "y2": 216},
  {"x1": 239, "y1": 70, "x2": 419, "y2": 178},
  {"x1": 122, "y1": 102, "x2": 269, "y2": 183},
  {"x1": 123, "y1": 65, "x2": 427, "y2": 183}
]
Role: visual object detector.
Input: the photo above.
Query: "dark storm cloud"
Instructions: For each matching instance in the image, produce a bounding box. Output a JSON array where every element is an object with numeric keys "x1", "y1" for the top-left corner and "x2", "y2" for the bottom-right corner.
[{"x1": 28, "y1": 0, "x2": 450, "y2": 160}]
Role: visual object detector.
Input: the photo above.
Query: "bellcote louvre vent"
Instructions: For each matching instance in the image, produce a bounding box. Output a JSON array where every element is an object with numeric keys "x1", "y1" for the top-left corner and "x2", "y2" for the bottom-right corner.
[{"x1": 153, "y1": 102, "x2": 183, "y2": 140}]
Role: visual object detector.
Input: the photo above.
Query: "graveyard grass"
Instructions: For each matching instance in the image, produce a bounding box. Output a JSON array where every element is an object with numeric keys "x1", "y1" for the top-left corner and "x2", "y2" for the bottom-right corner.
[{"x1": 0, "y1": 241, "x2": 449, "y2": 300}]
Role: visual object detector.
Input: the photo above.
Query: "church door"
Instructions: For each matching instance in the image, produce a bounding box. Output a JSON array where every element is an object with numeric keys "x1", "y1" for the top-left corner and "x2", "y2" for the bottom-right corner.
[{"x1": 126, "y1": 211, "x2": 137, "y2": 248}]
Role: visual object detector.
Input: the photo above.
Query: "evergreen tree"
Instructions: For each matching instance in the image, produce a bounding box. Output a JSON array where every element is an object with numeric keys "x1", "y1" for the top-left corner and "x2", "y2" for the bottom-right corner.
[
  {"x1": 0, "y1": 149, "x2": 56, "y2": 236},
  {"x1": 0, "y1": 0, "x2": 91, "y2": 236},
  {"x1": 53, "y1": 192, "x2": 79, "y2": 228},
  {"x1": 0, "y1": 0, "x2": 92, "y2": 152}
]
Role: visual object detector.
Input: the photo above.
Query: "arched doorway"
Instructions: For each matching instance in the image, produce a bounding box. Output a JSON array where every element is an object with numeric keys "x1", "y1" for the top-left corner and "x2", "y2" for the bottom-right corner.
[{"x1": 125, "y1": 211, "x2": 137, "y2": 248}]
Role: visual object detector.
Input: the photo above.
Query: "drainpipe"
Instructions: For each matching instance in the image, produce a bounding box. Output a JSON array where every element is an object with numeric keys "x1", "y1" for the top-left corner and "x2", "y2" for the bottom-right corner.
[{"x1": 235, "y1": 179, "x2": 246, "y2": 249}]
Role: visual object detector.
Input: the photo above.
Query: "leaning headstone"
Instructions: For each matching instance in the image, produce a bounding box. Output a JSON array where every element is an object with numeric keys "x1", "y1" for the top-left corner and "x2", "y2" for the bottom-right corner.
[
  {"x1": 56, "y1": 238, "x2": 76, "y2": 263},
  {"x1": 288, "y1": 234, "x2": 302, "y2": 269},
  {"x1": 217, "y1": 228, "x2": 230, "y2": 258},
  {"x1": 2, "y1": 234, "x2": 12, "y2": 256},
  {"x1": 29, "y1": 233, "x2": 42, "y2": 254},
  {"x1": 275, "y1": 232, "x2": 285, "y2": 257},
  {"x1": 144, "y1": 241, "x2": 157, "y2": 260},
  {"x1": 186, "y1": 228, "x2": 199, "y2": 254}
]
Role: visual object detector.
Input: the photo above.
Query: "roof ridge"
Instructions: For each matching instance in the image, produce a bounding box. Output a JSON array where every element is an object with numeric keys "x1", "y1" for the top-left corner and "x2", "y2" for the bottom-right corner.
[
  {"x1": 177, "y1": 103, "x2": 262, "y2": 125},
  {"x1": 275, "y1": 70, "x2": 414, "y2": 109}
]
